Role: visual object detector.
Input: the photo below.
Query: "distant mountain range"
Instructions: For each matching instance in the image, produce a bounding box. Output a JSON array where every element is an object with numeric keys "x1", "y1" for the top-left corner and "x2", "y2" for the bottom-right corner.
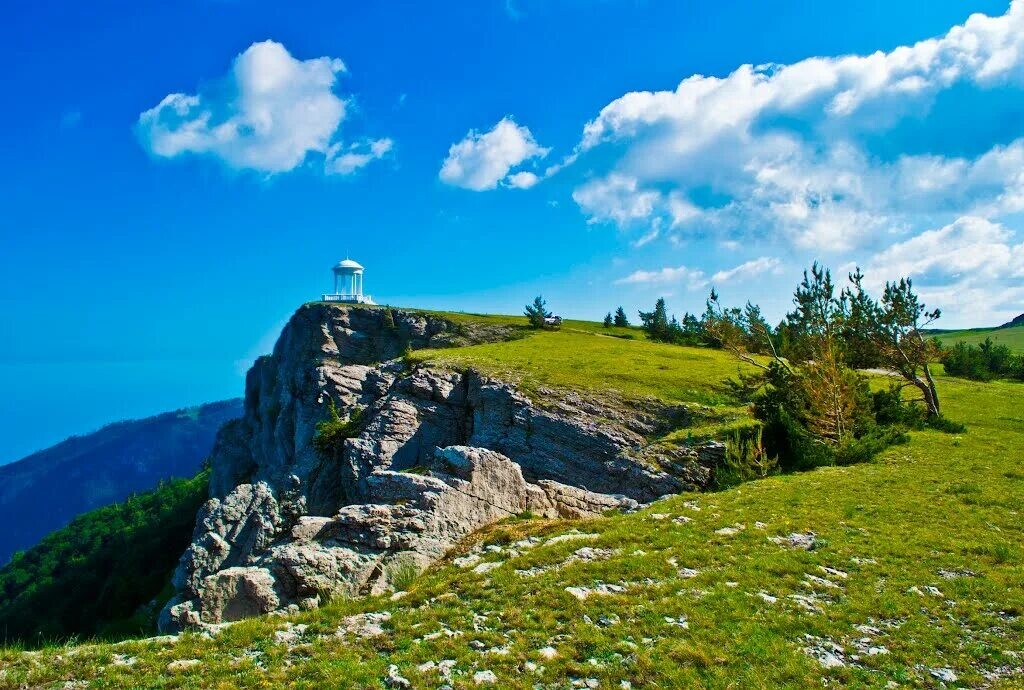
[{"x1": 0, "y1": 399, "x2": 242, "y2": 564}]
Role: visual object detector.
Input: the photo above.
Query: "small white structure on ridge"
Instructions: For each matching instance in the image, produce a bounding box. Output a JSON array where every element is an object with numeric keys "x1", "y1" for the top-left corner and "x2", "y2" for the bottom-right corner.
[{"x1": 322, "y1": 258, "x2": 374, "y2": 304}]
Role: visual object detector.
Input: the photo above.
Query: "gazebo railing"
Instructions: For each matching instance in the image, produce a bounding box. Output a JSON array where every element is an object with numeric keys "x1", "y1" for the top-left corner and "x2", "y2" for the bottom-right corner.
[{"x1": 321, "y1": 293, "x2": 374, "y2": 303}]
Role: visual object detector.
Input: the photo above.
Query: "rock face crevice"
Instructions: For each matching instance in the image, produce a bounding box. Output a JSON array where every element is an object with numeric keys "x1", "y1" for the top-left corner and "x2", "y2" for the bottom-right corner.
[{"x1": 160, "y1": 305, "x2": 723, "y2": 632}]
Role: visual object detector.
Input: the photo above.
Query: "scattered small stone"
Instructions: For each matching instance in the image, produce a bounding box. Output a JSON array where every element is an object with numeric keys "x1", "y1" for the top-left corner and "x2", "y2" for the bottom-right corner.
[
  {"x1": 819, "y1": 566, "x2": 848, "y2": 579},
  {"x1": 573, "y1": 547, "x2": 617, "y2": 562},
  {"x1": 757, "y1": 591, "x2": 778, "y2": 604},
  {"x1": 651, "y1": 513, "x2": 670, "y2": 520},
  {"x1": 788, "y1": 593, "x2": 825, "y2": 613},
  {"x1": 754, "y1": 521, "x2": 767, "y2": 529},
  {"x1": 474, "y1": 669, "x2": 498, "y2": 684},
  {"x1": 337, "y1": 611, "x2": 391, "y2": 638},
  {"x1": 539, "y1": 646, "x2": 558, "y2": 659},
  {"x1": 473, "y1": 561, "x2": 503, "y2": 574},
  {"x1": 167, "y1": 659, "x2": 202, "y2": 672},
  {"x1": 938, "y1": 568, "x2": 977, "y2": 580},
  {"x1": 597, "y1": 614, "x2": 620, "y2": 627},
  {"x1": 770, "y1": 532, "x2": 816, "y2": 550},
  {"x1": 725, "y1": 581, "x2": 739, "y2": 588},
  {"x1": 274, "y1": 622, "x2": 309, "y2": 647},
  {"x1": 850, "y1": 556, "x2": 877, "y2": 565},
  {"x1": 386, "y1": 664, "x2": 411, "y2": 688},
  {"x1": 672, "y1": 515, "x2": 693, "y2": 525},
  {"x1": 715, "y1": 523, "x2": 745, "y2": 536},
  {"x1": 664, "y1": 615, "x2": 689, "y2": 628},
  {"x1": 851, "y1": 637, "x2": 889, "y2": 656},
  {"x1": 802, "y1": 635, "x2": 846, "y2": 669},
  {"x1": 437, "y1": 660, "x2": 457, "y2": 680},
  {"x1": 929, "y1": 667, "x2": 958, "y2": 684},
  {"x1": 907, "y1": 585, "x2": 944, "y2": 597},
  {"x1": 565, "y1": 583, "x2": 626, "y2": 600},
  {"x1": 547, "y1": 532, "x2": 599, "y2": 545},
  {"x1": 682, "y1": 501, "x2": 701, "y2": 511},
  {"x1": 804, "y1": 574, "x2": 841, "y2": 590},
  {"x1": 421, "y1": 627, "x2": 462, "y2": 641},
  {"x1": 111, "y1": 654, "x2": 137, "y2": 667},
  {"x1": 454, "y1": 554, "x2": 483, "y2": 568},
  {"x1": 390, "y1": 591, "x2": 409, "y2": 601}
]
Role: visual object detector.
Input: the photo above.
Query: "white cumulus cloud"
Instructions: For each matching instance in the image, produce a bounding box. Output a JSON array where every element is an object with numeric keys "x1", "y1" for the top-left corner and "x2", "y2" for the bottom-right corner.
[
  {"x1": 860, "y1": 216, "x2": 1024, "y2": 325},
  {"x1": 439, "y1": 117, "x2": 549, "y2": 191},
  {"x1": 571, "y1": 2, "x2": 1024, "y2": 251},
  {"x1": 137, "y1": 40, "x2": 387, "y2": 175}
]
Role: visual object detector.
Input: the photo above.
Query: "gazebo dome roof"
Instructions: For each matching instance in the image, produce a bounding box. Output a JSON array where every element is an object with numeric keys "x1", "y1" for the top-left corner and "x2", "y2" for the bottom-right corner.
[{"x1": 334, "y1": 258, "x2": 364, "y2": 271}]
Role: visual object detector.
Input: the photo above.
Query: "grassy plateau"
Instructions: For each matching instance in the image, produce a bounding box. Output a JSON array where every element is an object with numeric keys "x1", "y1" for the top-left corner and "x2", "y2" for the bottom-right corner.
[
  {"x1": 932, "y1": 325, "x2": 1024, "y2": 354},
  {"x1": 1, "y1": 316, "x2": 1021, "y2": 689}
]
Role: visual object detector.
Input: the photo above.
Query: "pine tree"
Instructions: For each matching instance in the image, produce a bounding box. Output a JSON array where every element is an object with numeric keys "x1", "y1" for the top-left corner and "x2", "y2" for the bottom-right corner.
[
  {"x1": 524, "y1": 295, "x2": 551, "y2": 329},
  {"x1": 602, "y1": 312, "x2": 613, "y2": 328},
  {"x1": 614, "y1": 306, "x2": 630, "y2": 327},
  {"x1": 638, "y1": 298, "x2": 670, "y2": 341}
]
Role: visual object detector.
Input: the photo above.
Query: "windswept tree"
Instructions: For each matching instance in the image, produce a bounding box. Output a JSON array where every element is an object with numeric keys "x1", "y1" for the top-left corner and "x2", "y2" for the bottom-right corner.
[
  {"x1": 614, "y1": 306, "x2": 630, "y2": 327},
  {"x1": 524, "y1": 295, "x2": 552, "y2": 329},
  {"x1": 858, "y1": 276, "x2": 943, "y2": 417}
]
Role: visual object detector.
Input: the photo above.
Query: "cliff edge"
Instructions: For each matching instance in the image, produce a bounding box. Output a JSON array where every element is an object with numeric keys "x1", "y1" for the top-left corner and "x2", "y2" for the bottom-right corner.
[{"x1": 161, "y1": 305, "x2": 721, "y2": 632}]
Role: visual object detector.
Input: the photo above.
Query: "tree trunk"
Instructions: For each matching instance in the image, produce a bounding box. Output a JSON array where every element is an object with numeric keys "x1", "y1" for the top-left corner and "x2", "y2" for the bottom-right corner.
[
  {"x1": 913, "y1": 368, "x2": 940, "y2": 418},
  {"x1": 921, "y1": 362, "x2": 940, "y2": 416}
]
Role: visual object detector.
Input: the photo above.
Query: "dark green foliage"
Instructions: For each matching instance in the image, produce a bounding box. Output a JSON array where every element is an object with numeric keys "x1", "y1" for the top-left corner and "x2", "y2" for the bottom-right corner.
[
  {"x1": 524, "y1": 295, "x2": 552, "y2": 329},
  {"x1": 840, "y1": 268, "x2": 882, "y2": 369},
  {"x1": 382, "y1": 306, "x2": 397, "y2": 330},
  {"x1": 943, "y1": 338, "x2": 1024, "y2": 381},
  {"x1": 602, "y1": 312, "x2": 613, "y2": 328},
  {"x1": 709, "y1": 265, "x2": 946, "y2": 473},
  {"x1": 0, "y1": 470, "x2": 210, "y2": 646},
  {"x1": 638, "y1": 298, "x2": 707, "y2": 345},
  {"x1": 613, "y1": 306, "x2": 630, "y2": 327},
  {"x1": 0, "y1": 399, "x2": 241, "y2": 565},
  {"x1": 715, "y1": 425, "x2": 778, "y2": 489},
  {"x1": 312, "y1": 400, "x2": 364, "y2": 458}
]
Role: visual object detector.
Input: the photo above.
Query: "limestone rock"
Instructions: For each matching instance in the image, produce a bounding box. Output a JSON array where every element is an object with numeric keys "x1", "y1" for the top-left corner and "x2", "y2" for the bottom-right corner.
[{"x1": 160, "y1": 305, "x2": 725, "y2": 632}]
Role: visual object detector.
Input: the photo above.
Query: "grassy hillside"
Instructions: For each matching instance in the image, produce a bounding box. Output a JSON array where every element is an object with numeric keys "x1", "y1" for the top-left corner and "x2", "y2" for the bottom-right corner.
[
  {"x1": 2, "y1": 320, "x2": 1021, "y2": 688},
  {"x1": 932, "y1": 324, "x2": 1024, "y2": 354},
  {"x1": 0, "y1": 470, "x2": 211, "y2": 646}
]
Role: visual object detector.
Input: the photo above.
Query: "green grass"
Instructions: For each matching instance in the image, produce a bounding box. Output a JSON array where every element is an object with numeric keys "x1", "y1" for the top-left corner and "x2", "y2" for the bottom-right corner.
[
  {"x1": 409, "y1": 324, "x2": 751, "y2": 408},
  {"x1": 2, "y1": 319, "x2": 1022, "y2": 689},
  {"x1": 932, "y1": 324, "x2": 1024, "y2": 353}
]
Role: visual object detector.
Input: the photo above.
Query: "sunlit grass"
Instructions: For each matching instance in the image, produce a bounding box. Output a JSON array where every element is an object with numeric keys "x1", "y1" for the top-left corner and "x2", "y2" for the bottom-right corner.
[{"x1": 3, "y1": 316, "x2": 1021, "y2": 689}]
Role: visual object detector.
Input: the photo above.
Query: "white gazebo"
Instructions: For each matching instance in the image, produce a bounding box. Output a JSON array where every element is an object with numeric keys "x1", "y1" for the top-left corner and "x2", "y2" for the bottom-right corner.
[{"x1": 322, "y1": 258, "x2": 374, "y2": 304}]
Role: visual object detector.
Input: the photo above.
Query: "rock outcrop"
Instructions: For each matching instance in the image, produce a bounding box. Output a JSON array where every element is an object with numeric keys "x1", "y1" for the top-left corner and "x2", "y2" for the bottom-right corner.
[{"x1": 161, "y1": 304, "x2": 722, "y2": 632}]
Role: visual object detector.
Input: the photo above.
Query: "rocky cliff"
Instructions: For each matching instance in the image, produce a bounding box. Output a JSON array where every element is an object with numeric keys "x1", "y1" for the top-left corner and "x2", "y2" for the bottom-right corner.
[{"x1": 161, "y1": 305, "x2": 722, "y2": 632}]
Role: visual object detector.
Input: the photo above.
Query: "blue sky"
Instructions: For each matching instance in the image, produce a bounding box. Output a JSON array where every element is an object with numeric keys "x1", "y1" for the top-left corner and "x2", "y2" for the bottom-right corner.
[{"x1": 1, "y1": 0, "x2": 1022, "y2": 462}]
